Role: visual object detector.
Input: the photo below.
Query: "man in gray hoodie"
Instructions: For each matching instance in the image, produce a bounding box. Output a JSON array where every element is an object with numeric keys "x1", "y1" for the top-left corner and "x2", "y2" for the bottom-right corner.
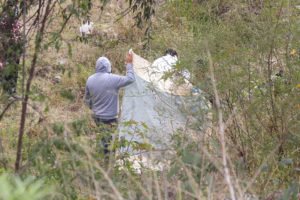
[{"x1": 85, "y1": 53, "x2": 135, "y2": 154}]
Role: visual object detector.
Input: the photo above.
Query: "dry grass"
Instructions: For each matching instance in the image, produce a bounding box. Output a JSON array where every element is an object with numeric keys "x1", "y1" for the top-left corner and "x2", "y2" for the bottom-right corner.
[{"x1": 1, "y1": 0, "x2": 299, "y2": 199}]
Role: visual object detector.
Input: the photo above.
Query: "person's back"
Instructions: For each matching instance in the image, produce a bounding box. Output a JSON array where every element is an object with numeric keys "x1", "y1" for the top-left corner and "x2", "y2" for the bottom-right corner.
[
  {"x1": 85, "y1": 56, "x2": 135, "y2": 121},
  {"x1": 150, "y1": 49, "x2": 191, "y2": 94},
  {"x1": 152, "y1": 54, "x2": 178, "y2": 73}
]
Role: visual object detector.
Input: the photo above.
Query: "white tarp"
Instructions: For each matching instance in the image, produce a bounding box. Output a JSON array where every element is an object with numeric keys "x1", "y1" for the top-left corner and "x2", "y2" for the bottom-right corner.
[
  {"x1": 117, "y1": 52, "x2": 210, "y2": 171},
  {"x1": 132, "y1": 52, "x2": 192, "y2": 96},
  {"x1": 119, "y1": 52, "x2": 209, "y2": 151}
]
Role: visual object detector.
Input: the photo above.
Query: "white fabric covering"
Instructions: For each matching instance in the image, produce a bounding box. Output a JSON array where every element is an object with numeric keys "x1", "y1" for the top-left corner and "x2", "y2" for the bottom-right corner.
[
  {"x1": 118, "y1": 51, "x2": 210, "y2": 171},
  {"x1": 79, "y1": 21, "x2": 94, "y2": 36},
  {"x1": 132, "y1": 53, "x2": 192, "y2": 96}
]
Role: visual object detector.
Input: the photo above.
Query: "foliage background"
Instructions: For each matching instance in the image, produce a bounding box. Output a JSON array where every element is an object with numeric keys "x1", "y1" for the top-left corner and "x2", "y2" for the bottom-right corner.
[{"x1": 0, "y1": 0, "x2": 299, "y2": 199}]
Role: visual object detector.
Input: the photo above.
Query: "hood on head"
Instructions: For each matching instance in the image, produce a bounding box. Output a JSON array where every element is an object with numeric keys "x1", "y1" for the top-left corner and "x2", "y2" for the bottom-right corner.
[{"x1": 96, "y1": 57, "x2": 111, "y2": 73}]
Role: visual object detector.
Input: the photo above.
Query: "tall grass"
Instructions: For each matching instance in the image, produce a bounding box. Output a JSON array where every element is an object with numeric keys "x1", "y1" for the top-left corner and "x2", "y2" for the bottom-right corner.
[{"x1": 0, "y1": 0, "x2": 299, "y2": 199}]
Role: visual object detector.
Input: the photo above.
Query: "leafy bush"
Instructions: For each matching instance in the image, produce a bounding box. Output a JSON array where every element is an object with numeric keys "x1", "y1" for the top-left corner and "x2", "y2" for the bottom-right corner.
[{"x1": 0, "y1": 174, "x2": 54, "y2": 200}]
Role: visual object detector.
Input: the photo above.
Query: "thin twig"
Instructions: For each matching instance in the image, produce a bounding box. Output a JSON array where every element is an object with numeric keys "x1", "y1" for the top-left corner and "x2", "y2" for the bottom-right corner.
[
  {"x1": 206, "y1": 43, "x2": 236, "y2": 200},
  {"x1": 22, "y1": 0, "x2": 26, "y2": 99},
  {"x1": 0, "y1": 98, "x2": 18, "y2": 121},
  {"x1": 64, "y1": 136, "x2": 125, "y2": 200},
  {"x1": 114, "y1": 7, "x2": 133, "y2": 23},
  {"x1": 243, "y1": 134, "x2": 287, "y2": 193},
  {"x1": 0, "y1": 135, "x2": 7, "y2": 170},
  {"x1": 15, "y1": 0, "x2": 52, "y2": 172}
]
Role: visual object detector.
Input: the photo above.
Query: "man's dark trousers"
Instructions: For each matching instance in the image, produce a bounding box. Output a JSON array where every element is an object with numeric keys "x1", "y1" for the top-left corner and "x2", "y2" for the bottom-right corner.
[{"x1": 93, "y1": 117, "x2": 118, "y2": 154}]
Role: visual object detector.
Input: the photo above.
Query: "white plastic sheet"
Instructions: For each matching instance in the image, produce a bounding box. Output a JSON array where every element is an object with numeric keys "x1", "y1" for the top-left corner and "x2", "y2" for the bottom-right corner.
[
  {"x1": 119, "y1": 52, "x2": 207, "y2": 149},
  {"x1": 117, "y1": 52, "x2": 210, "y2": 171}
]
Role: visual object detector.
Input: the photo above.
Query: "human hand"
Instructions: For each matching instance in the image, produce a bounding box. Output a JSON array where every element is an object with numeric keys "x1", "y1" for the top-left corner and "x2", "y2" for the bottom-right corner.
[{"x1": 126, "y1": 53, "x2": 133, "y2": 64}]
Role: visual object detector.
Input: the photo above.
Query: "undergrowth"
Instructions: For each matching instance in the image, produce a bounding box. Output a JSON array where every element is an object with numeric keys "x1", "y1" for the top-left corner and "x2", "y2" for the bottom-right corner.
[{"x1": 0, "y1": 0, "x2": 299, "y2": 199}]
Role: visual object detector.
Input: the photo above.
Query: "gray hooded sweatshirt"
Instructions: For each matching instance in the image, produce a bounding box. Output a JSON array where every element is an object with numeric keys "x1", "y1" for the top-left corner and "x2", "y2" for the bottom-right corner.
[{"x1": 85, "y1": 57, "x2": 135, "y2": 120}]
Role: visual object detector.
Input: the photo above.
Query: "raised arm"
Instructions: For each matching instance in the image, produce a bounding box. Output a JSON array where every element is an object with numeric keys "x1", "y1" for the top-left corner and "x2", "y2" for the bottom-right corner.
[{"x1": 115, "y1": 53, "x2": 135, "y2": 88}]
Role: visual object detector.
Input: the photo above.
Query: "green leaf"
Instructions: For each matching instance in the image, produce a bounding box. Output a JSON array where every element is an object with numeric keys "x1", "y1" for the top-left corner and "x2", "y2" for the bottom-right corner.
[
  {"x1": 167, "y1": 165, "x2": 180, "y2": 179},
  {"x1": 68, "y1": 70, "x2": 72, "y2": 78},
  {"x1": 141, "y1": 122, "x2": 150, "y2": 130},
  {"x1": 53, "y1": 138, "x2": 68, "y2": 151},
  {"x1": 44, "y1": 104, "x2": 49, "y2": 112},
  {"x1": 43, "y1": 44, "x2": 49, "y2": 50},
  {"x1": 60, "y1": 89, "x2": 75, "y2": 101},
  {"x1": 181, "y1": 150, "x2": 201, "y2": 165},
  {"x1": 52, "y1": 122, "x2": 64, "y2": 135},
  {"x1": 211, "y1": 138, "x2": 220, "y2": 153},
  {"x1": 67, "y1": 43, "x2": 72, "y2": 57},
  {"x1": 55, "y1": 41, "x2": 60, "y2": 51}
]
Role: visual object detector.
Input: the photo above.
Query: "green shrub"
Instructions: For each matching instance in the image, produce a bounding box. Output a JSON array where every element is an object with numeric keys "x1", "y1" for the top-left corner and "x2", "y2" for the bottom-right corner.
[{"x1": 0, "y1": 174, "x2": 54, "y2": 200}]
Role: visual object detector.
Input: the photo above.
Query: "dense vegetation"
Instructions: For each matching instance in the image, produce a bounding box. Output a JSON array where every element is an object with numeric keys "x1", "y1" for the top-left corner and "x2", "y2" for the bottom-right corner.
[{"x1": 0, "y1": 0, "x2": 299, "y2": 199}]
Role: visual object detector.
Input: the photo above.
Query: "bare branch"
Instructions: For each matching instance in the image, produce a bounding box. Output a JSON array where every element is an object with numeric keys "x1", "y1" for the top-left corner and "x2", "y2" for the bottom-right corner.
[{"x1": 15, "y1": 0, "x2": 53, "y2": 172}]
